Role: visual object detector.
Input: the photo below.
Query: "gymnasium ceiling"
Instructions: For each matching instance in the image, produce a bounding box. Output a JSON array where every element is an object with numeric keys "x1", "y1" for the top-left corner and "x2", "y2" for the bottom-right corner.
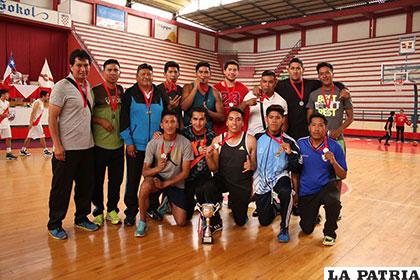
[{"x1": 136, "y1": 0, "x2": 420, "y2": 41}]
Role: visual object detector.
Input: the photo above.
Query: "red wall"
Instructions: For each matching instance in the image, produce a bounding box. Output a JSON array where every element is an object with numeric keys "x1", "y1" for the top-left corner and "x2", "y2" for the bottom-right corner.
[
  {"x1": 0, "y1": 20, "x2": 69, "y2": 82},
  {"x1": 68, "y1": 32, "x2": 103, "y2": 86}
]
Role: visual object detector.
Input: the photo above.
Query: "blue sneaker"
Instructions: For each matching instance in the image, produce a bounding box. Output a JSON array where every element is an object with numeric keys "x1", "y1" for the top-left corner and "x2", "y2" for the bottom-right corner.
[
  {"x1": 48, "y1": 227, "x2": 68, "y2": 240},
  {"x1": 75, "y1": 221, "x2": 99, "y2": 232},
  {"x1": 157, "y1": 196, "x2": 170, "y2": 217},
  {"x1": 135, "y1": 221, "x2": 148, "y2": 237},
  {"x1": 277, "y1": 228, "x2": 289, "y2": 243}
]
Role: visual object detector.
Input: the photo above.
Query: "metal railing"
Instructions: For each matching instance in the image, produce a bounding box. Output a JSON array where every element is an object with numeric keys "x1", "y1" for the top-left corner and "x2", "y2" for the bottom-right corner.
[
  {"x1": 274, "y1": 40, "x2": 301, "y2": 74},
  {"x1": 353, "y1": 109, "x2": 417, "y2": 122}
]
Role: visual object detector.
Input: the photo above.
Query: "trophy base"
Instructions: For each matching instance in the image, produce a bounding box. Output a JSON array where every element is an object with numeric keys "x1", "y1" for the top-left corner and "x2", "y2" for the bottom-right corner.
[{"x1": 202, "y1": 236, "x2": 214, "y2": 244}]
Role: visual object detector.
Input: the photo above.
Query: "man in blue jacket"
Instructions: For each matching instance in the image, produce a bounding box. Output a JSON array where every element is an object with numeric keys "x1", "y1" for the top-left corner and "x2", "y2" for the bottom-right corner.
[
  {"x1": 254, "y1": 105, "x2": 302, "y2": 243},
  {"x1": 297, "y1": 112, "x2": 347, "y2": 246},
  {"x1": 120, "y1": 63, "x2": 166, "y2": 226}
]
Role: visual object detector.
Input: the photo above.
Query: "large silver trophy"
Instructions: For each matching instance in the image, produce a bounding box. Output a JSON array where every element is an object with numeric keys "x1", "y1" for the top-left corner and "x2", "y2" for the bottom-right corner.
[{"x1": 196, "y1": 202, "x2": 221, "y2": 244}]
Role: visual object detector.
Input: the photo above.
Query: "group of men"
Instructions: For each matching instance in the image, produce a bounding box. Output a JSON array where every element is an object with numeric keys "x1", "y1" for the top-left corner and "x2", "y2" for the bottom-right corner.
[
  {"x1": 378, "y1": 109, "x2": 412, "y2": 146},
  {"x1": 44, "y1": 49, "x2": 352, "y2": 247},
  {"x1": 0, "y1": 88, "x2": 53, "y2": 159}
]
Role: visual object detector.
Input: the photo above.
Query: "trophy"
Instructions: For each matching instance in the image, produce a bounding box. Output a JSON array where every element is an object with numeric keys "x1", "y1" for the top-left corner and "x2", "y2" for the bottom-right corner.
[{"x1": 196, "y1": 203, "x2": 221, "y2": 244}]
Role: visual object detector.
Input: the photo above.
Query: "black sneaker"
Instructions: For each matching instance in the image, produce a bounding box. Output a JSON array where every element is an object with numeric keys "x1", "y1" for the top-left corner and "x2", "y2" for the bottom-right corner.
[
  {"x1": 252, "y1": 209, "x2": 258, "y2": 217},
  {"x1": 292, "y1": 206, "x2": 300, "y2": 216},
  {"x1": 146, "y1": 209, "x2": 163, "y2": 221},
  {"x1": 211, "y1": 221, "x2": 223, "y2": 233},
  {"x1": 124, "y1": 217, "x2": 135, "y2": 226},
  {"x1": 43, "y1": 150, "x2": 53, "y2": 157},
  {"x1": 6, "y1": 153, "x2": 18, "y2": 160},
  {"x1": 19, "y1": 149, "x2": 31, "y2": 156}
]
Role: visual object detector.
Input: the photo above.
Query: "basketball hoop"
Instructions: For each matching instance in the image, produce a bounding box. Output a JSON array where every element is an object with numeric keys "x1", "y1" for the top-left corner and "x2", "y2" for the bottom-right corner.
[{"x1": 394, "y1": 79, "x2": 404, "y2": 94}]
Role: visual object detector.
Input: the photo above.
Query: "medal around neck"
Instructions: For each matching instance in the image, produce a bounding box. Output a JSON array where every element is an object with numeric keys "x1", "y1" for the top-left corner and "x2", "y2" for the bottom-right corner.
[{"x1": 321, "y1": 147, "x2": 329, "y2": 162}]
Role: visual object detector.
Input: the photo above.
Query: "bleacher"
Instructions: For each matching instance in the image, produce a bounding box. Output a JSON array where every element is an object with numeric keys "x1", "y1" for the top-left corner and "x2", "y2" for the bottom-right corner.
[
  {"x1": 237, "y1": 32, "x2": 420, "y2": 123},
  {"x1": 73, "y1": 22, "x2": 225, "y2": 90},
  {"x1": 73, "y1": 20, "x2": 419, "y2": 131}
]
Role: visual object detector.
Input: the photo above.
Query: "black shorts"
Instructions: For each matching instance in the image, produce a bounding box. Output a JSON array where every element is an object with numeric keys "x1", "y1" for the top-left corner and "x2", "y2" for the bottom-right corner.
[
  {"x1": 163, "y1": 186, "x2": 188, "y2": 210},
  {"x1": 154, "y1": 175, "x2": 188, "y2": 210}
]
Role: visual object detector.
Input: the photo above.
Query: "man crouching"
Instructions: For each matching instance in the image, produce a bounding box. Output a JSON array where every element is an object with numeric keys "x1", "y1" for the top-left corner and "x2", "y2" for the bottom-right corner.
[{"x1": 135, "y1": 110, "x2": 194, "y2": 237}]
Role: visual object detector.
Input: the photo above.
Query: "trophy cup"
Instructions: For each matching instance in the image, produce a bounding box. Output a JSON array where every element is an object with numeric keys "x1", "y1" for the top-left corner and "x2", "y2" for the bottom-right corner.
[{"x1": 196, "y1": 203, "x2": 221, "y2": 244}]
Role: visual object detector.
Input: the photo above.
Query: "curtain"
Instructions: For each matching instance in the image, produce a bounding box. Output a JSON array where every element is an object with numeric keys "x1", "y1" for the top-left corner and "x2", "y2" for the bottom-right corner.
[{"x1": 0, "y1": 20, "x2": 68, "y2": 82}]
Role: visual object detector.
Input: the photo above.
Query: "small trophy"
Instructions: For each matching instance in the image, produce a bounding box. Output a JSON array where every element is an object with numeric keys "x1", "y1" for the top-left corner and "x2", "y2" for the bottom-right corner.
[{"x1": 196, "y1": 203, "x2": 221, "y2": 244}]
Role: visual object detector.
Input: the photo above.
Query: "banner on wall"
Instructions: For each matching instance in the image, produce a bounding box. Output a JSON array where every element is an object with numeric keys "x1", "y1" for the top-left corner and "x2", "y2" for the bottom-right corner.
[
  {"x1": 155, "y1": 19, "x2": 177, "y2": 43},
  {"x1": 0, "y1": 0, "x2": 71, "y2": 28},
  {"x1": 96, "y1": 4, "x2": 125, "y2": 31}
]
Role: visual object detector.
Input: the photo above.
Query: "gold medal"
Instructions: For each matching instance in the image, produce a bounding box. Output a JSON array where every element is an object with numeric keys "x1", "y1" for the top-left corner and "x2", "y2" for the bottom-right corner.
[{"x1": 275, "y1": 148, "x2": 283, "y2": 157}]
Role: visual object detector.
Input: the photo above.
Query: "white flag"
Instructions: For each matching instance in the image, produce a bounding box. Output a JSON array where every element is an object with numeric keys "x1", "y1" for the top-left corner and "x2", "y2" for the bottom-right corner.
[
  {"x1": 2, "y1": 53, "x2": 16, "y2": 85},
  {"x1": 38, "y1": 59, "x2": 54, "y2": 88}
]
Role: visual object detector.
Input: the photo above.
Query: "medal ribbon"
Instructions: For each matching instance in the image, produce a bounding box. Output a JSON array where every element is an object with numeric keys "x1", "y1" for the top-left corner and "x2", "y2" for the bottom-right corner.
[
  {"x1": 218, "y1": 131, "x2": 242, "y2": 147},
  {"x1": 321, "y1": 86, "x2": 335, "y2": 109},
  {"x1": 76, "y1": 80, "x2": 88, "y2": 108},
  {"x1": 310, "y1": 136, "x2": 329, "y2": 153},
  {"x1": 290, "y1": 79, "x2": 304, "y2": 103},
  {"x1": 161, "y1": 137, "x2": 176, "y2": 158},
  {"x1": 103, "y1": 82, "x2": 119, "y2": 111},
  {"x1": 191, "y1": 129, "x2": 207, "y2": 168},
  {"x1": 266, "y1": 131, "x2": 283, "y2": 146},
  {"x1": 164, "y1": 81, "x2": 177, "y2": 94},
  {"x1": 200, "y1": 83, "x2": 209, "y2": 93},
  {"x1": 139, "y1": 87, "x2": 154, "y2": 112}
]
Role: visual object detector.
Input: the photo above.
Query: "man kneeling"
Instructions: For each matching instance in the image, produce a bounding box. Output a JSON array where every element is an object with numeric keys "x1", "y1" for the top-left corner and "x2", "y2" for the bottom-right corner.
[
  {"x1": 297, "y1": 113, "x2": 347, "y2": 246},
  {"x1": 135, "y1": 110, "x2": 194, "y2": 237},
  {"x1": 254, "y1": 105, "x2": 302, "y2": 242}
]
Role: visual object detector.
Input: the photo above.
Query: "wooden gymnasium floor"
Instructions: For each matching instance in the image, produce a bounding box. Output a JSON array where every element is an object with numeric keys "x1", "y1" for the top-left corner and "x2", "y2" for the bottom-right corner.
[{"x1": 0, "y1": 137, "x2": 419, "y2": 279}]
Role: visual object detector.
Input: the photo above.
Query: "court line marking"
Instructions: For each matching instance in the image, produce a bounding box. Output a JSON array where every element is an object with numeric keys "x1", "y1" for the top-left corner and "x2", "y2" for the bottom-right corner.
[{"x1": 350, "y1": 195, "x2": 420, "y2": 209}]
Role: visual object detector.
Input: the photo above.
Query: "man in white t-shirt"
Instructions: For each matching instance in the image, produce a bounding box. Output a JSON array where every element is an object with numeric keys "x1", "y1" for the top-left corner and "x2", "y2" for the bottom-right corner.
[
  {"x1": 241, "y1": 70, "x2": 288, "y2": 138},
  {"x1": 0, "y1": 89, "x2": 17, "y2": 160},
  {"x1": 19, "y1": 90, "x2": 53, "y2": 157},
  {"x1": 10, "y1": 69, "x2": 23, "y2": 85}
]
